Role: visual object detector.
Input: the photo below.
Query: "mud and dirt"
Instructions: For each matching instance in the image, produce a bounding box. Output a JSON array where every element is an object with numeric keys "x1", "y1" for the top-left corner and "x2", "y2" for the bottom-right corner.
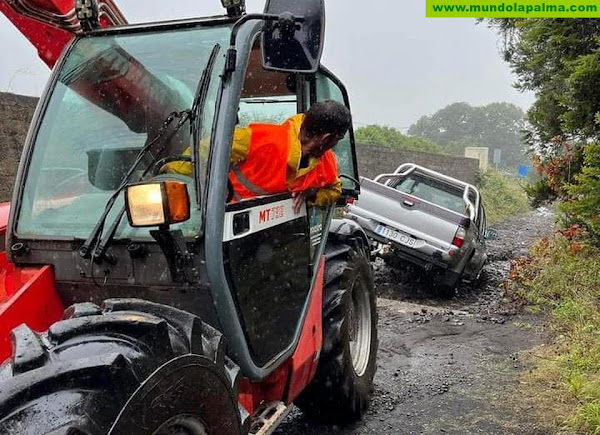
[{"x1": 276, "y1": 208, "x2": 556, "y2": 435}]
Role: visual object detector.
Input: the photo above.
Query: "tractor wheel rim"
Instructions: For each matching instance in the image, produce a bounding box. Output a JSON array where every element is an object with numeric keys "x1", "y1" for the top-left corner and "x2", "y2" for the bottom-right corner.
[
  {"x1": 153, "y1": 415, "x2": 208, "y2": 435},
  {"x1": 349, "y1": 276, "x2": 372, "y2": 377}
]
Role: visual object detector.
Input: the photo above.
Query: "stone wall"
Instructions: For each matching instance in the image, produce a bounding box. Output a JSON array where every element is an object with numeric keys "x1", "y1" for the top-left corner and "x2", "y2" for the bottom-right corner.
[
  {"x1": 356, "y1": 143, "x2": 480, "y2": 185},
  {"x1": 0, "y1": 92, "x2": 37, "y2": 203},
  {"x1": 0, "y1": 92, "x2": 480, "y2": 203}
]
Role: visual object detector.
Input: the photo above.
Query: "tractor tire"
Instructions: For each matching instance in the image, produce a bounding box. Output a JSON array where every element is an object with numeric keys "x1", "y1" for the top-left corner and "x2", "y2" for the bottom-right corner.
[
  {"x1": 0, "y1": 299, "x2": 249, "y2": 435},
  {"x1": 296, "y1": 239, "x2": 378, "y2": 423}
]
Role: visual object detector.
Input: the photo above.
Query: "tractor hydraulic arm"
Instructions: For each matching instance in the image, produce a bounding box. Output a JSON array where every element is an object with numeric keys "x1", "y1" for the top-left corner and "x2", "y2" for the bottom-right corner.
[
  {"x1": 0, "y1": 0, "x2": 127, "y2": 68},
  {"x1": 1, "y1": 1, "x2": 186, "y2": 139}
]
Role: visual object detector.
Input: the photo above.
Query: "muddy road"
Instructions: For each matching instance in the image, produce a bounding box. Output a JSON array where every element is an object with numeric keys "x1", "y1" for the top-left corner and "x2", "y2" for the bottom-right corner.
[{"x1": 276, "y1": 208, "x2": 555, "y2": 435}]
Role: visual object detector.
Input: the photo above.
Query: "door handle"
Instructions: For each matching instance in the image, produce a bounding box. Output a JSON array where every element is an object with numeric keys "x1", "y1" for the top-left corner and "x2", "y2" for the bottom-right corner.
[
  {"x1": 403, "y1": 200, "x2": 415, "y2": 207},
  {"x1": 233, "y1": 211, "x2": 250, "y2": 235}
]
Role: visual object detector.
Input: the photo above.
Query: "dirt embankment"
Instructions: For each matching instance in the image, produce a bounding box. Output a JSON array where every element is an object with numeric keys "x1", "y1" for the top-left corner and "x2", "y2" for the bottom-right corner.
[
  {"x1": 277, "y1": 208, "x2": 555, "y2": 435},
  {"x1": 0, "y1": 92, "x2": 37, "y2": 203}
]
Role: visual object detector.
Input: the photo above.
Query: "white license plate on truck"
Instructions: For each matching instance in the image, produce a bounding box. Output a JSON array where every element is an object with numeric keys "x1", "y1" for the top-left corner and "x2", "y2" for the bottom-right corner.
[{"x1": 375, "y1": 224, "x2": 417, "y2": 248}]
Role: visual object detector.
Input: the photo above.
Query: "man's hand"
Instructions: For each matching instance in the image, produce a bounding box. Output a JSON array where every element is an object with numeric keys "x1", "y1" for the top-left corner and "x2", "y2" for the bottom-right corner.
[
  {"x1": 292, "y1": 188, "x2": 318, "y2": 214},
  {"x1": 292, "y1": 191, "x2": 307, "y2": 214}
]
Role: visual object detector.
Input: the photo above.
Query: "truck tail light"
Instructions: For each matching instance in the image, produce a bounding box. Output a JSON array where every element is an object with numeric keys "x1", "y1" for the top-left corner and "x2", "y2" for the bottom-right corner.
[
  {"x1": 343, "y1": 196, "x2": 355, "y2": 215},
  {"x1": 451, "y1": 227, "x2": 466, "y2": 249}
]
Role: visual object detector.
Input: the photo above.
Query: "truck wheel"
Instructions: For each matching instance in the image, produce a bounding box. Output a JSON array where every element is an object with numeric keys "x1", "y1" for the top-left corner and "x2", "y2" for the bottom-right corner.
[
  {"x1": 432, "y1": 272, "x2": 460, "y2": 299},
  {"x1": 435, "y1": 283, "x2": 457, "y2": 299},
  {"x1": 0, "y1": 299, "x2": 249, "y2": 435},
  {"x1": 431, "y1": 269, "x2": 459, "y2": 299},
  {"x1": 296, "y1": 239, "x2": 378, "y2": 423}
]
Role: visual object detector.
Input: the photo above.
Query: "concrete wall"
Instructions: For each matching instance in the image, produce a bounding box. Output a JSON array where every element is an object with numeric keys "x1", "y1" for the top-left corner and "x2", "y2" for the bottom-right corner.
[
  {"x1": 0, "y1": 92, "x2": 38, "y2": 203},
  {"x1": 0, "y1": 92, "x2": 480, "y2": 202},
  {"x1": 356, "y1": 143, "x2": 480, "y2": 185},
  {"x1": 465, "y1": 146, "x2": 489, "y2": 171}
]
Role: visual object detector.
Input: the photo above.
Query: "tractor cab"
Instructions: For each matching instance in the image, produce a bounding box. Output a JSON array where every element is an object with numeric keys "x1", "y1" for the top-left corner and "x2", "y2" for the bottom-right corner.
[
  {"x1": 6, "y1": 0, "x2": 361, "y2": 381},
  {"x1": 0, "y1": 1, "x2": 376, "y2": 433}
]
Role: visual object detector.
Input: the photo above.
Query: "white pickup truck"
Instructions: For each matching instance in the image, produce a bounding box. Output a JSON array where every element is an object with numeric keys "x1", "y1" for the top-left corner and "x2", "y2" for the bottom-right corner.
[{"x1": 344, "y1": 163, "x2": 493, "y2": 297}]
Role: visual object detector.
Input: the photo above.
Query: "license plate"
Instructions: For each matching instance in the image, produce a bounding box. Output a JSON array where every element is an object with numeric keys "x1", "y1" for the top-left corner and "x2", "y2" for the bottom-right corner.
[{"x1": 375, "y1": 224, "x2": 417, "y2": 248}]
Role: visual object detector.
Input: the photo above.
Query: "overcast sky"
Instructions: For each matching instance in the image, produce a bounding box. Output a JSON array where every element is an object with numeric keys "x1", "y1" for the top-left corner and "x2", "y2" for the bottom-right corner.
[{"x1": 0, "y1": 0, "x2": 534, "y2": 130}]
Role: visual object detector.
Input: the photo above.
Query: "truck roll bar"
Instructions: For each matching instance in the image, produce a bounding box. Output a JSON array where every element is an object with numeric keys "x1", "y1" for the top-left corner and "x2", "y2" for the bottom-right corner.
[{"x1": 374, "y1": 163, "x2": 480, "y2": 222}]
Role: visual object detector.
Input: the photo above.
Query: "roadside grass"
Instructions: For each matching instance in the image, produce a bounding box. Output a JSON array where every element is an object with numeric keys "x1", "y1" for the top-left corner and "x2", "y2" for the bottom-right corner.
[
  {"x1": 508, "y1": 232, "x2": 600, "y2": 433},
  {"x1": 478, "y1": 169, "x2": 530, "y2": 225}
]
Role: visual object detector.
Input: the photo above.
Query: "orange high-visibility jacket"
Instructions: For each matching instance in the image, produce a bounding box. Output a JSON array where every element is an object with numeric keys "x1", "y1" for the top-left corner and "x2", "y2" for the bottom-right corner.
[{"x1": 228, "y1": 120, "x2": 339, "y2": 203}]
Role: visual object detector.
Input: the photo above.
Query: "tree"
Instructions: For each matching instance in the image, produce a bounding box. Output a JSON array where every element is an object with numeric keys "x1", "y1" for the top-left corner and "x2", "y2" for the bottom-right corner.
[
  {"x1": 354, "y1": 124, "x2": 443, "y2": 154},
  {"x1": 563, "y1": 143, "x2": 600, "y2": 238},
  {"x1": 485, "y1": 19, "x2": 600, "y2": 152},
  {"x1": 408, "y1": 101, "x2": 526, "y2": 167},
  {"x1": 484, "y1": 18, "x2": 600, "y2": 242}
]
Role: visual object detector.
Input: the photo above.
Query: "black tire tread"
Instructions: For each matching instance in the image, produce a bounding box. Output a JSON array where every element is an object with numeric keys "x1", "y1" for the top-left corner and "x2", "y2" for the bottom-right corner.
[
  {"x1": 296, "y1": 239, "x2": 378, "y2": 423},
  {"x1": 0, "y1": 298, "x2": 246, "y2": 435}
]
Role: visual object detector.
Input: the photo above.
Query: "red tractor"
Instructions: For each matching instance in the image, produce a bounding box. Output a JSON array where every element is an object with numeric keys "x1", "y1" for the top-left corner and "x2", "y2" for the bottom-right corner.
[{"x1": 0, "y1": 0, "x2": 378, "y2": 433}]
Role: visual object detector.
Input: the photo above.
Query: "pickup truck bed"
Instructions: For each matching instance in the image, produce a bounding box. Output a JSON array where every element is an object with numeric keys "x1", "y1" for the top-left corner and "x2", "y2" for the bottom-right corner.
[{"x1": 344, "y1": 164, "x2": 488, "y2": 297}]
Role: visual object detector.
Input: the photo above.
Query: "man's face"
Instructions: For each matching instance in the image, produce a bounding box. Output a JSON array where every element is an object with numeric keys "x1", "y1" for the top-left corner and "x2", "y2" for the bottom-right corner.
[{"x1": 300, "y1": 128, "x2": 343, "y2": 158}]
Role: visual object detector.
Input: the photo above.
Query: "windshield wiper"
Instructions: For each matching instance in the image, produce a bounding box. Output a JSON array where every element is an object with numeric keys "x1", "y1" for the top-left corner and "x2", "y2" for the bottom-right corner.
[
  {"x1": 81, "y1": 43, "x2": 221, "y2": 263},
  {"x1": 79, "y1": 109, "x2": 191, "y2": 260},
  {"x1": 191, "y1": 43, "x2": 221, "y2": 208}
]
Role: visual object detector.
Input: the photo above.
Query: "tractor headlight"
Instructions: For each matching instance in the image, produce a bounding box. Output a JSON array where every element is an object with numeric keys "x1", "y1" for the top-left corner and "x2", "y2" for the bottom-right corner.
[{"x1": 125, "y1": 181, "x2": 190, "y2": 227}]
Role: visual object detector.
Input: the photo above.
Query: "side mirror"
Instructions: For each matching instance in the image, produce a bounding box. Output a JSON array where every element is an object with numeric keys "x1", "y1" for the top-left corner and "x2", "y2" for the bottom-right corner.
[
  {"x1": 484, "y1": 228, "x2": 498, "y2": 240},
  {"x1": 338, "y1": 174, "x2": 360, "y2": 205},
  {"x1": 125, "y1": 181, "x2": 190, "y2": 227},
  {"x1": 261, "y1": 0, "x2": 325, "y2": 73}
]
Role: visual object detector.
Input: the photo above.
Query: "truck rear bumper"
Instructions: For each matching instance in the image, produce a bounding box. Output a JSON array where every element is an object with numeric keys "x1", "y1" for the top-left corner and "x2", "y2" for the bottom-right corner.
[
  {"x1": 378, "y1": 243, "x2": 461, "y2": 286},
  {"x1": 348, "y1": 213, "x2": 451, "y2": 258},
  {"x1": 361, "y1": 225, "x2": 455, "y2": 268},
  {"x1": 377, "y1": 236, "x2": 447, "y2": 270}
]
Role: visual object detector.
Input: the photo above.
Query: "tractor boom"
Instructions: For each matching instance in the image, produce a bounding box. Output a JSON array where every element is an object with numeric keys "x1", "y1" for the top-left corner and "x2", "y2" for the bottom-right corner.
[{"x1": 0, "y1": 0, "x2": 126, "y2": 67}]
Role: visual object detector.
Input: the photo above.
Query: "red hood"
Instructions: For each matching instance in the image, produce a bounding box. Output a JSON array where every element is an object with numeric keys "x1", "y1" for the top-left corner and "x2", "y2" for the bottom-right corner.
[{"x1": 0, "y1": 203, "x2": 9, "y2": 232}]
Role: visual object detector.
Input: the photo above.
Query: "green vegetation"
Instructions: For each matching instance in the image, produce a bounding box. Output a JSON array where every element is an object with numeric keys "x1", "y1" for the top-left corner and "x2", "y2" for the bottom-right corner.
[
  {"x1": 478, "y1": 169, "x2": 530, "y2": 224},
  {"x1": 486, "y1": 19, "x2": 600, "y2": 145},
  {"x1": 483, "y1": 20, "x2": 600, "y2": 432},
  {"x1": 354, "y1": 124, "x2": 444, "y2": 154},
  {"x1": 563, "y1": 143, "x2": 600, "y2": 243},
  {"x1": 485, "y1": 19, "x2": 600, "y2": 240},
  {"x1": 408, "y1": 101, "x2": 526, "y2": 167},
  {"x1": 508, "y1": 231, "x2": 600, "y2": 433},
  {"x1": 356, "y1": 102, "x2": 528, "y2": 168}
]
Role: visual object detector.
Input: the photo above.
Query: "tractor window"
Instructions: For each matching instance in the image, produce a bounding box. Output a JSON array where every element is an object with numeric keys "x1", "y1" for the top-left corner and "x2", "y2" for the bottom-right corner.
[
  {"x1": 314, "y1": 70, "x2": 359, "y2": 195},
  {"x1": 16, "y1": 26, "x2": 229, "y2": 239},
  {"x1": 237, "y1": 42, "x2": 298, "y2": 127}
]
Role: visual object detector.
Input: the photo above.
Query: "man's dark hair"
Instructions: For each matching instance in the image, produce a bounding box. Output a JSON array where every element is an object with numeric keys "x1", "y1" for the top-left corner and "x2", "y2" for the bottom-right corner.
[{"x1": 302, "y1": 100, "x2": 351, "y2": 138}]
